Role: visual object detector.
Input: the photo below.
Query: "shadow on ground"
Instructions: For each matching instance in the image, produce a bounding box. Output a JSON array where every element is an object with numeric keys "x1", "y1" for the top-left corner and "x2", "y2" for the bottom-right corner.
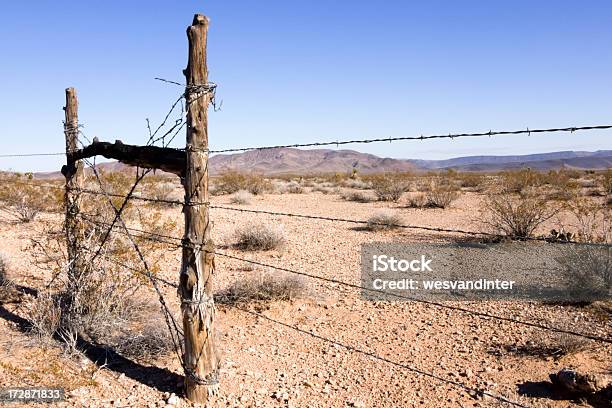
[{"x1": 518, "y1": 380, "x2": 612, "y2": 408}]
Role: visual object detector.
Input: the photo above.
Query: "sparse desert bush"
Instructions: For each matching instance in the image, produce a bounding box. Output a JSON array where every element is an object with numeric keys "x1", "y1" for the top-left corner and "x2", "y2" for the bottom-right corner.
[
  {"x1": 28, "y1": 291, "x2": 62, "y2": 339},
  {"x1": 0, "y1": 175, "x2": 62, "y2": 222},
  {"x1": 0, "y1": 254, "x2": 9, "y2": 286},
  {"x1": 406, "y1": 193, "x2": 428, "y2": 208},
  {"x1": 272, "y1": 180, "x2": 304, "y2": 194},
  {"x1": 366, "y1": 209, "x2": 402, "y2": 231},
  {"x1": 499, "y1": 169, "x2": 544, "y2": 194},
  {"x1": 235, "y1": 223, "x2": 286, "y2": 251},
  {"x1": 425, "y1": 183, "x2": 459, "y2": 208},
  {"x1": 311, "y1": 184, "x2": 333, "y2": 195},
  {"x1": 217, "y1": 272, "x2": 307, "y2": 304},
  {"x1": 231, "y1": 190, "x2": 253, "y2": 205},
  {"x1": 406, "y1": 182, "x2": 458, "y2": 209},
  {"x1": 112, "y1": 312, "x2": 174, "y2": 360},
  {"x1": 483, "y1": 193, "x2": 558, "y2": 238},
  {"x1": 145, "y1": 181, "x2": 176, "y2": 206},
  {"x1": 214, "y1": 171, "x2": 271, "y2": 195},
  {"x1": 603, "y1": 169, "x2": 612, "y2": 195},
  {"x1": 342, "y1": 178, "x2": 370, "y2": 190},
  {"x1": 0, "y1": 254, "x2": 15, "y2": 301},
  {"x1": 342, "y1": 190, "x2": 374, "y2": 203},
  {"x1": 563, "y1": 198, "x2": 611, "y2": 243},
  {"x1": 285, "y1": 181, "x2": 304, "y2": 194},
  {"x1": 557, "y1": 244, "x2": 610, "y2": 303},
  {"x1": 26, "y1": 221, "x2": 164, "y2": 352},
  {"x1": 369, "y1": 174, "x2": 409, "y2": 202},
  {"x1": 505, "y1": 333, "x2": 589, "y2": 359},
  {"x1": 457, "y1": 172, "x2": 485, "y2": 189}
]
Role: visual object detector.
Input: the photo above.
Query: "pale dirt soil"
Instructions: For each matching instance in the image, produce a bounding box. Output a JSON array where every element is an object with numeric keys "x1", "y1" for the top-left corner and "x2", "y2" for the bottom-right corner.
[{"x1": 0, "y1": 190, "x2": 610, "y2": 408}]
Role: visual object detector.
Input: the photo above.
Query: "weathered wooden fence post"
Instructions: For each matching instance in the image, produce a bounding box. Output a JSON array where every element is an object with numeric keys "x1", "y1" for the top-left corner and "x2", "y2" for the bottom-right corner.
[
  {"x1": 179, "y1": 14, "x2": 219, "y2": 403},
  {"x1": 63, "y1": 87, "x2": 84, "y2": 287}
]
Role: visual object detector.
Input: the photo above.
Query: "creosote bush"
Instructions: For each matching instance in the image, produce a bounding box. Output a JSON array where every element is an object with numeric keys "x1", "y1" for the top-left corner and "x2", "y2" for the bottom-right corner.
[
  {"x1": 231, "y1": 190, "x2": 253, "y2": 205},
  {"x1": 483, "y1": 193, "x2": 558, "y2": 238},
  {"x1": 366, "y1": 209, "x2": 402, "y2": 231},
  {"x1": 234, "y1": 223, "x2": 286, "y2": 251},
  {"x1": 0, "y1": 174, "x2": 63, "y2": 222},
  {"x1": 368, "y1": 174, "x2": 409, "y2": 202},
  {"x1": 213, "y1": 171, "x2": 271, "y2": 195},
  {"x1": 217, "y1": 272, "x2": 307, "y2": 304}
]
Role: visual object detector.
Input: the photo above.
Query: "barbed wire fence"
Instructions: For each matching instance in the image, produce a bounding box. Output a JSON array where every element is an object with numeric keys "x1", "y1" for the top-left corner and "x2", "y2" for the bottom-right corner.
[
  {"x1": 2, "y1": 121, "x2": 611, "y2": 406},
  {"x1": 0, "y1": 15, "x2": 611, "y2": 408}
]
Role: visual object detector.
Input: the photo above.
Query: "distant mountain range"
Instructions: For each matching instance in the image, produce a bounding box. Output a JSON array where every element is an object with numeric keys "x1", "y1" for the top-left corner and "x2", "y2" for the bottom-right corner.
[
  {"x1": 34, "y1": 149, "x2": 612, "y2": 179},
  {"x1": 208, "y1": 148, "x2": 612, "y2": 174}
]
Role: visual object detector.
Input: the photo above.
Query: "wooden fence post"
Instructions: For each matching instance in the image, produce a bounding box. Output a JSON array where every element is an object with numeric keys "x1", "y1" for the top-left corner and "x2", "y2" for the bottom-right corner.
[
  {"x1": 62, "y1": 87, "x2": 84, "y2": 287},
  {"x1": 179, "y1": 14, "x2": 219, "y2": 403}
]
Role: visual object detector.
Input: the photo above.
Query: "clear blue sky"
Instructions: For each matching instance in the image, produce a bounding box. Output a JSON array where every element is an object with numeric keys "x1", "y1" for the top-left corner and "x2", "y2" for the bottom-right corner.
[{"x1": 0, "y1": 1, "x2": 610, "y2": 172}]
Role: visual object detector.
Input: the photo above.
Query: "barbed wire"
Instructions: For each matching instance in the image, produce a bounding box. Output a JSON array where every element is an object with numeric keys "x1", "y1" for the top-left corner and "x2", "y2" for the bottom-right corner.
[
  {"x1": 2, "y1": 124, "x2": 611, "y2": 159},
  {"x1": 204, "y1": 124, "x2": 612, "y2": 154},
  {"x1": 75, "y1": 213, "x2": 612, "y2": 345},
  {"x1": 79, "y1": 210, "x2": 533, "y2": 406},
  {"x1": 7, "y1": 179, "x2": 610, "y2": 247},
  {"x1": 0, "y1": 152, "x2": 65, "y2": 158}
]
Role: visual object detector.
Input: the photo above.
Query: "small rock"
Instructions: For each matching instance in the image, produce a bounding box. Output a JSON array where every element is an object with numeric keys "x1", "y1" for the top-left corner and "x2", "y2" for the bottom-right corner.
[
  {"x1": 552, "y1": 368, "x2": 611, "y2": 395},
  {"x1": 166, "y1": 394, "x2": 180, "y2": 406}
]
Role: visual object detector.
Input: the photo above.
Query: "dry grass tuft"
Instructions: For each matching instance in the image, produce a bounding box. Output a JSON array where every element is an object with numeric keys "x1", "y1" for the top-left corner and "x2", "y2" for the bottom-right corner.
[
  {"x1": 231, "y1": 190, "x2": 253, "y2": 205},
  {"x1": 217, "y1": 272, "x2": 307, "y2": 304},
  {"x1": 235, "y1": 223, "x2": 286, "y2": 251},
  {"x1": 342, "y1": 190, "x2": 375, "y2": 203},
  {"x1": 366, "y1": 209, "x2": 402, "y2": 231}
]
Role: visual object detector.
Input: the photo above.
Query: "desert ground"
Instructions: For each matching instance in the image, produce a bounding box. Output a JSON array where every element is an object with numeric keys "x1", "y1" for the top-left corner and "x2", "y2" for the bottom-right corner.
[{"x1": 0, "y1": 171, "x2": 610, "y2": 408}]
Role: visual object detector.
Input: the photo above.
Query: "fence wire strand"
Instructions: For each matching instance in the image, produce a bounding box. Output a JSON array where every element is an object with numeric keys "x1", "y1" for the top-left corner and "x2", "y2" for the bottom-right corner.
[{"x1": 75, "y1": 213, "x2": 612, "y2": 345}]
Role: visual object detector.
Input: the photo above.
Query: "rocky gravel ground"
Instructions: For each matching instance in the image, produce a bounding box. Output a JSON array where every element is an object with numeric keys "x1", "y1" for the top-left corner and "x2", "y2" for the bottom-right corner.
[{"x1": 0, "y1": 190, "x2": 610, "y2": 407}]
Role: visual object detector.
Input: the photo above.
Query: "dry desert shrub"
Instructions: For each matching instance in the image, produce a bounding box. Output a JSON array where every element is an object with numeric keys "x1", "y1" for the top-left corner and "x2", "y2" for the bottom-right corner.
[
  {"x1": 505, "y1": 333, "x2": 589, "y2": 359},
  {"x1": 603, "y1": 169, "x2": 612, "y2": 195},
  {"x1": 499, "y1": 169, "x2": 544, "y2": 194},
  {"x1": 28, "y1": 291, "x2": 62, "y2": 339},
  {"x1": 342, "y1": 178, "x2": 370, "y2": 190},
  {"x1": 144, "y1": 181, "x2": 176, "y2": 207},
  {"x1": 231, "y1": 190, "x2": 253, "y2": 205},
  {"x1": 311, "y1": 184, "x2": 334, "y2": 195},
  {"x1": 285, "y1": 180, "x2": 304, "y2": 194},
  {"x1": 27, "y1": 212, "x2": 173, "y2": 354},
  {"x1": 0, "y1": 254, "x2": 15, "y2": 301},
  {"x1": 562, "y1": 197, "x2": 611, "y2": 243},
  {"x1": 368, "y1": 174, "x2": 409, "y2": 202},
  {"x1": 235, "y1": 223, "x2": 286, "y2": 251},
  {"x1": 366, "y1": 209, "x2": 402, "y2": 231},
  {"x1": 424, "y1": 182, "x2": 459, "y2": 208},
  {"x1": 214, "y1": 171, "x2": 271, "y2": 195},
  {"x1": 483, "y1": 193, "x2": 558, "y2": 238},
  {"x1": 406, "y1": 182, "x2": 459, "y2": 209},
  {"x1": 557, "y1": 244, "x2": 610, "y2": 303},
  {"x1": 342, "y1": 190, "x2": 375, "y2": 203},
  {"x1": 217, "y1": 272, "x2": 307, "y2": 304},
  {"x1": 456, "y1": 172, "x2": 485, "y2": 189},
  {"x1": 0, "y1": 174, "x2": 63, "y2": 222},
  {"x1": 0, "y1": 254, "x2": 9, "y2": 286}
]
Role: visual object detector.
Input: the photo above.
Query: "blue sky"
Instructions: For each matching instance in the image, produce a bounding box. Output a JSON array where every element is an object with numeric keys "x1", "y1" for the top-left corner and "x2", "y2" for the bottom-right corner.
[{"x1": 0, "y1": 1, "x2": 610, "y2": 172}]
